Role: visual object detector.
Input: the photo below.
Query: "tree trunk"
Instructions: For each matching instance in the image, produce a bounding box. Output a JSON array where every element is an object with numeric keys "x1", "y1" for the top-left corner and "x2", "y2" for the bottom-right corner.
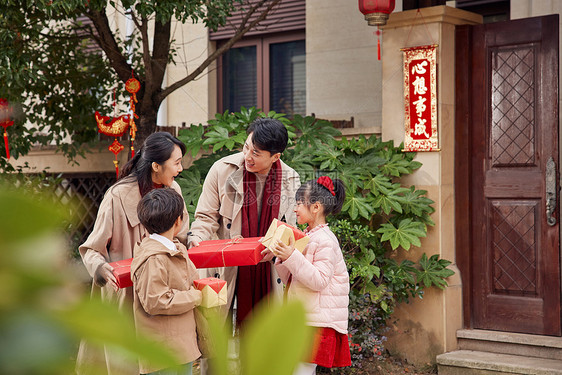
[{"x1": 135, "y1": 108, "x2": 158, "y2": 152}]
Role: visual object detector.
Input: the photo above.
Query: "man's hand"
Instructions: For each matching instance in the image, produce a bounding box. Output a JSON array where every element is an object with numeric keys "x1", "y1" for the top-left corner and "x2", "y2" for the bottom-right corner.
[{"x1": 94, "y1": 263, "x2": 118, "y2": 292}]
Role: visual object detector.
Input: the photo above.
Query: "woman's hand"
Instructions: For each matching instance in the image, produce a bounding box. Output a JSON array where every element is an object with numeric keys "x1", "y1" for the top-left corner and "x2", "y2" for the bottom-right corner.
[
  {"x1": 270, "y1": 236, "x2": 295, "y2": 262},
  {"x1": 94, "y1": 263, "x2": 119, "y2": 292}
]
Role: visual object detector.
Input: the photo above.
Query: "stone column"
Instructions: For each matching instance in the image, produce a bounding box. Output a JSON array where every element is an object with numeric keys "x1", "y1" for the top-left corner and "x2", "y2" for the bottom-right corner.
[{"x1": 379, "y1": 6, "x2": 481, "y2": 364}]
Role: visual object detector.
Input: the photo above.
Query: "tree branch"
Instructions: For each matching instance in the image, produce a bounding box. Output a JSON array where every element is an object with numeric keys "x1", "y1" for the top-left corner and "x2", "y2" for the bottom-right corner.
[
  {"x1": 139, "y1": 15, "x2": 152, "y2": 86},
  {"x1": 158, "y1": 0, "x2": 282, "y2": 102},
  {"x1": 85, "y1": 8, "x2": 133, "y2": 83},
  {"x1": 149, "y1": 14, "x2": 172, "y2": 108}
]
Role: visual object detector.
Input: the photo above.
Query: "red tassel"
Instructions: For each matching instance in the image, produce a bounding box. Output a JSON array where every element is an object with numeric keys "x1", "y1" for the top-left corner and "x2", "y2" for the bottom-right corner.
[
  {"x1": 113, "y1": 159, "x2": 119, "y2": 179},
  {"x1": 3, "y1": 130, "x2": 9, "y2": 159},
  {"x1": 377, "y1": 30, "x2": 381, "y2": 61}
]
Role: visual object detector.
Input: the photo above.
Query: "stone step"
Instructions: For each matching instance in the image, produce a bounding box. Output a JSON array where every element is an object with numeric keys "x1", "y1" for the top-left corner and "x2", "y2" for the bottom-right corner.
[
  {"x1": 437, "y1": 350, "x2": 562, "y2": 375},
  {"x1": 457, "y1": 329, "x2": 562, "y2": 361}
]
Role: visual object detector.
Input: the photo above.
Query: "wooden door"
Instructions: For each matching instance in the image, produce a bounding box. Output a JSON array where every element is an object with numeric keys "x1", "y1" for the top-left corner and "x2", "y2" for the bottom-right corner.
[{"x1": 456, "y1": 15, "x2": 560, "y2": 335}]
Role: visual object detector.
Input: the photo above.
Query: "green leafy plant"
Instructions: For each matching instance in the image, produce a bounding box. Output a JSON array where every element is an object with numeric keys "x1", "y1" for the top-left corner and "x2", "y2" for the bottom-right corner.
[{"x1": 176, "y1": 108, "x2": 455, "y2": 369}]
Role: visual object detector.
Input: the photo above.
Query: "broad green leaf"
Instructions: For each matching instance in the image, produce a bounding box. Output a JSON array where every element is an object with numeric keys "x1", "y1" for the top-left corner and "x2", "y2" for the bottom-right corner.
[
  {"x1": 178, "y1": 124, "x2": 206, "y2": 157},
  {"x1": 241, "y1": 301, "x2": 314, "y2": 375},
  {"x1": 416, "y1": 254, "x2": 455, "y2": 289},
  {"x1": 342, "y1": 194, "x2": 372, "y2": 220},
  {"x1": 60, "y1": 298, "x2": 178, "y2": 371},
  {"x1": 0, "y1": 189, "x2": 66, "y2": 245},
  {"x1": 377, "y1": 219, "x2": 427, "y2": 250}
]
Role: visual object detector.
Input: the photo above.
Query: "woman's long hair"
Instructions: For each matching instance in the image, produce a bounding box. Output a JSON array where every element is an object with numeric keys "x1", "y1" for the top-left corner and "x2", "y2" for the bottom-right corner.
[{"x1": 118, "y1": 132, "x2": 186, "y2": 196}]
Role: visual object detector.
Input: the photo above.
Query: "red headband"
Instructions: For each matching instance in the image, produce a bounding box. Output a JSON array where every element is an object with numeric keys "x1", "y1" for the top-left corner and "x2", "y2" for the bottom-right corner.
[{"x1": 317, "y1": 176, "x2": 335, "y2": 196}]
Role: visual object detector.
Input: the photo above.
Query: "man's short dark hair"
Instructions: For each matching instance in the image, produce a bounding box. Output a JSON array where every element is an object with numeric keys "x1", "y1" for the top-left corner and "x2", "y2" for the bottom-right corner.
[
  {"x1": 247, "y1": 118, "x2": 288, "y2": 155},
  {"x1": 137, "y1": 188, "x2": 184, "y2": 235}
]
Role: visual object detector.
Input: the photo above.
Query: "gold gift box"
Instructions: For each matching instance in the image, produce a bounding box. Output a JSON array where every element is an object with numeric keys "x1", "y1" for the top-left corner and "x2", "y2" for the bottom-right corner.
[
  {"x1": 193, "y1": 277, "x2": 227, "y2": 308},
  {"x1": 261, "y1": 218, "x2": 310, "y2": 253}
]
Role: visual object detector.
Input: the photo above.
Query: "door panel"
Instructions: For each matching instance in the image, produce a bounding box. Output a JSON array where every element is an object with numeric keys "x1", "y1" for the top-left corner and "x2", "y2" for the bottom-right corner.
[{"x1": 456, "y1": 15, "x2": 560, "y2": 335}]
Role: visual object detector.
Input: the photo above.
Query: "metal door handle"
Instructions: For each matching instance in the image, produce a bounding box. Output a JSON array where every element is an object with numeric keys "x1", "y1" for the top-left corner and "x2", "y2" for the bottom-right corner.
[{"x1": 546, "y1": 157, "x2": 557, "y2": 226}]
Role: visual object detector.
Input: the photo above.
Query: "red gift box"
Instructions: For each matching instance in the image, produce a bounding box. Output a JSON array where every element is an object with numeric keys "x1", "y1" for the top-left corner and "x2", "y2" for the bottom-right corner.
[
  {"x1": 109, "y1": 258, "x2": 133, "y2": 288},
  {"x1": 193, "y1": 277, "x2": 228, "y2": 308},
  {"x1": 188, "y1": 238, "x2": 265, "y2": 268}
]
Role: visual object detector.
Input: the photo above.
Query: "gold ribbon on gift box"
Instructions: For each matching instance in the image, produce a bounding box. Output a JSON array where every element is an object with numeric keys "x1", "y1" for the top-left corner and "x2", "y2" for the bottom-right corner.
[
  {"x1": 261, "y1": 218, "x2": 310, "y2": 253},
  {"x1": 218, "y1": 237, "x2": 242, "y2": 266}
]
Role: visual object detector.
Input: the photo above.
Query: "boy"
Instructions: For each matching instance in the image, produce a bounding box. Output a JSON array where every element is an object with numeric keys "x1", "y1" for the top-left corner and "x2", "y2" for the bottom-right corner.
[{"x1": 131, "y1": 188, "x2": 202, "y2": 375}]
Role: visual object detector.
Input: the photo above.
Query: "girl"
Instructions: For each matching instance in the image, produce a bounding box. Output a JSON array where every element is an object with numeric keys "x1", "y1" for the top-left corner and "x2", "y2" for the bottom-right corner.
[
  {"x1": 270, "y1": 176, "x2": 351, "y2": 375},
  {"x1": 76, "y1": 132, "x2": 189, "y2": 375}
]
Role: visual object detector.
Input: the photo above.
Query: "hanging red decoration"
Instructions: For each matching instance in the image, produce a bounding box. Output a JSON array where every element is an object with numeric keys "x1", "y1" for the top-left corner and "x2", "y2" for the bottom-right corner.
[
  {"x1": 359, "y1": 0, "x2": 395, "y2": 26},
  {"x1": 0, "y1": 98, "x2": 14, "y2": 159},
  {"x1": 376, "y1": 29, "x2": 381, "y2": 60},
  {"x1": 95, "y1": 70, "x2": 141, "y2": 176},
  {"x1": 95, "y1": 111, "x2": 130, "y2": 177},
  {"x1": 125, "y1": 72, "x2": 140, "y2": 157}
]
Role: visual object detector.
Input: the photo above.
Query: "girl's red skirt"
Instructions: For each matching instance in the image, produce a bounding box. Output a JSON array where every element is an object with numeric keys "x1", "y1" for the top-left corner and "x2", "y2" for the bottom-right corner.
[{"x1": 310, "y1": 327, "x2": 351, "y2": 368}]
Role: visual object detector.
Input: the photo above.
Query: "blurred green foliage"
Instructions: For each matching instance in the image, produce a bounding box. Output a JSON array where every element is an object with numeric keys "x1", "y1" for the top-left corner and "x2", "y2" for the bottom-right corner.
[
  {"x1": 0, "y1": 177, "x2": 314, "y2": 374},
  {"x1": 0, "y1": 182, "x2": 178, "y2": 373}
]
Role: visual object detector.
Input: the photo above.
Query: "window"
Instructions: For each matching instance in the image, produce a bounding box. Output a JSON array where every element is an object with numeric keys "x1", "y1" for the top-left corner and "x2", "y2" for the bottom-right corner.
[
  {"x1": 455, "y1": 0, "x2": 510, "y2": 23},
  {"x1": 219, "y1": 33, "x2": 306, "y2": 116}
]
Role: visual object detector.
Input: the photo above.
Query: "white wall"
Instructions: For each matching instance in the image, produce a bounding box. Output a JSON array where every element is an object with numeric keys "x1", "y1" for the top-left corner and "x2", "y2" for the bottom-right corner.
[
  {"x1": 165, "y1": 20, "x2": 215, "y2": 128},
  {"x1": 306, "y1": 0, "x2": 392, "y2": 130}
]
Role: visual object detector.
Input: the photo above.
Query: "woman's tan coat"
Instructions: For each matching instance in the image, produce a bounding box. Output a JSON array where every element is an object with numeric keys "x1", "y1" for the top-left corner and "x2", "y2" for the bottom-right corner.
[
  {"x1": 189, "y1": 152, "x2": 301, "y2": 314},
  {"x1": 76, "y1": 178, "x2": 189, "y2": 375},
  {"x1": 131, "y1": 237, "x2": 201, "y2": 374}
]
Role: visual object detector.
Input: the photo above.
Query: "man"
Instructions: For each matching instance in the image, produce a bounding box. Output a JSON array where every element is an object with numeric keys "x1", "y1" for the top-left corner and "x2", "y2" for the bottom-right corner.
[{"x1": 189, "y1": 117, "x2": 300, "y2": 326}]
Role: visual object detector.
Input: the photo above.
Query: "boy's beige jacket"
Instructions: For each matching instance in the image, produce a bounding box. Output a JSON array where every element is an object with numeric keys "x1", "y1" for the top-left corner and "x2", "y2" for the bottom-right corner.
[
  {"x1": 76, "y1": 177, "x2": 189, "y2": 375},
  {"x1": 131, "y1": 237, "x2": 202, "y2": 373},
  {"x1": 189, "y1": 152, "x2": 301, "y2": 313}
]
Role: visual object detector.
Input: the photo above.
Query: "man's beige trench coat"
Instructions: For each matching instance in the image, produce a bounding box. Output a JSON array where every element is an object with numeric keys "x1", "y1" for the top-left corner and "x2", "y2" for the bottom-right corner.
[
  {"x1": 189, "y1": 152, "x2": 301, "y2": 316},
  {"x1": 76, "y1": 178, "x2": 189, "y2": 375}
]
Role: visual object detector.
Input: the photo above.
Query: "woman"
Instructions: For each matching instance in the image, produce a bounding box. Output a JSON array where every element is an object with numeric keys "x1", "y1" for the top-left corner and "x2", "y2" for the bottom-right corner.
[{"x1": 76, "y1": 132, "x2": 189, "y2": 375}]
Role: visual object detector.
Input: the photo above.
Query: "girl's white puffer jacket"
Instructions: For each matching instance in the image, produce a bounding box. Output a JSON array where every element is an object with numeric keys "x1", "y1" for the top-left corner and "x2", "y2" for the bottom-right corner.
[{"x1": 275, "y1": 225, "x2": 350, "y2": 334}]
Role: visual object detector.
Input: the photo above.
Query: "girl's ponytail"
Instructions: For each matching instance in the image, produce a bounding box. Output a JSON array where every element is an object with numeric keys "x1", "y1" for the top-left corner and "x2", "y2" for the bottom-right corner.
[{"x1": 331, "y1": 178, "x2": 346, "y2": 215}]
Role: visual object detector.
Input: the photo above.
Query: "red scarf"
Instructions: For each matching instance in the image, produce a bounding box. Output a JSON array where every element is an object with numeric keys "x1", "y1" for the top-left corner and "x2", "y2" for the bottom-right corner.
[{"x1": 237, "y1": 159, "x2": 282, "y2": 326}]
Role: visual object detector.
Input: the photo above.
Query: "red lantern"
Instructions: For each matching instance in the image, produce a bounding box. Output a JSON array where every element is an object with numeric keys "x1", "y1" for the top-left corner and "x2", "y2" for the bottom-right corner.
[
  {"x1": 0, "y1": 99, "x2": 14, "y2": 159},
  {"x1": 359, "y1": 0, "x2": 395, "y2": 26}
]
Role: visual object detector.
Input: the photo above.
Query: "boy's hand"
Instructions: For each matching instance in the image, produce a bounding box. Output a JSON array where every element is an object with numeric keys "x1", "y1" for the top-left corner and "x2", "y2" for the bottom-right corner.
[
  {"x1": 270, "y1": 235, "x2": 295, "y2": 262},
  {"x1": 94, "y1": 263, "x2": 118, "y2": 292}
]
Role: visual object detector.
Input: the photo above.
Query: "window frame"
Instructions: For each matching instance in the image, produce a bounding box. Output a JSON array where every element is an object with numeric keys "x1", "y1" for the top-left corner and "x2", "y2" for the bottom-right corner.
[{"x1": 217, "y1": 31, "x2": 306, "y2": 114}]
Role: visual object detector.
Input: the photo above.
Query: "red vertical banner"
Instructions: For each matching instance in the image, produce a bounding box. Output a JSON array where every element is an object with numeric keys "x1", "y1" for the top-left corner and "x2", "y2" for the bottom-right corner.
[{"x1": 402, "y1": 45, "x2": 438, "y2": 152}]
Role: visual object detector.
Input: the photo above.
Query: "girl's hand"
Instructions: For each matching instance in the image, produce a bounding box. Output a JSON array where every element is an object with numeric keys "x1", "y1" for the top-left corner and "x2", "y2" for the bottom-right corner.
[
  {"x1": 260, "y1": 247, "x2": 275, "y2": 262},
  {"x1": 270, "y1": 235, "x2": 295, "y2": 262}
]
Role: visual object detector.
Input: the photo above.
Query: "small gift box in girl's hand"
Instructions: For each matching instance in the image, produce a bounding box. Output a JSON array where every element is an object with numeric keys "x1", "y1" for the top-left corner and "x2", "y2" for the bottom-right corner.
[
  {"x1": 188, "y1": 237, "x2": 265, "y2": 268},
  {"x1": 261, "y1": 218, "x2": 310, "y2": 252},
  {"x1": 193, "y1": 277, "x2": 227, "y2": 308},
  {"x1": 108, "y1": 258, "x2": 133, "y2": 288}
]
